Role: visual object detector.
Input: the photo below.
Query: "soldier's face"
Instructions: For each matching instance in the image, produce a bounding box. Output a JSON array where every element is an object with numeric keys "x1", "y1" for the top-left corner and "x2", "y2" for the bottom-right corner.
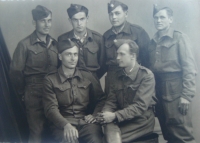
[
  {"x1": 117, "y1": 44, "x2": 134, "y2": 68},
  {"x1": 70, "y1": 12, "x2": 88, "y2": 33},
  {"x1": 59, "y1": 46, "x2": 79, "y2": 69},
  {"x1": 154, "y1": 9, "x2": 173, "y2": 31},
  {"x1": 109, "y1": 6, "x2": 127, "y2": 27},
  {"x1": 34, "y1": 14, "x2": 52, "y2": 35}
]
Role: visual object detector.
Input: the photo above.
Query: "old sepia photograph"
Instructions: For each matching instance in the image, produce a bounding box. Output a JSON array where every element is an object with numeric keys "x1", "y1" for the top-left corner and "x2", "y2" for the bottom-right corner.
[{"x1": 0, "y1": 0, "x2": 200, "y2": 142}]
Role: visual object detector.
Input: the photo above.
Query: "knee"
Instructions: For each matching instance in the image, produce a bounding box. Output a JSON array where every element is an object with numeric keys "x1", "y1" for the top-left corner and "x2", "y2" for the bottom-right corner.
[{"x1": 103, "y1": 124, "x2": 121, "y2": 143}]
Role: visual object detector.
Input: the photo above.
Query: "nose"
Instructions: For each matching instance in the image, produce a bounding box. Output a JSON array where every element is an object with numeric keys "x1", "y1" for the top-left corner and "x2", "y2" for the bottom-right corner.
[
  {"x1": 71, "y1": 55, "x2": 75, "y2": 61},
  {"x1": 45, "y1": 21, "x2": 50, "y2": 27},
  {"x1": 77, "y1": 20, "x2": 81, "y2": 25},
  {"x1": 157, "y1": 18, "x2": 161, "y2": 22}
]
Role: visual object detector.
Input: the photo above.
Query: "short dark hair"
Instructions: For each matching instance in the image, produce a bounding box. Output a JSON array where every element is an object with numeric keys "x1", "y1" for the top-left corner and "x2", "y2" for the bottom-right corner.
[
  {"x1": 120, "y1": 4, "x2": 128, "y2": 12},
  {"x1": 127, "y1": 42, "x2": 139, "y2": 57},
  {"x1": 158, "y1": 7, "x2": 173, "y2": 17}
]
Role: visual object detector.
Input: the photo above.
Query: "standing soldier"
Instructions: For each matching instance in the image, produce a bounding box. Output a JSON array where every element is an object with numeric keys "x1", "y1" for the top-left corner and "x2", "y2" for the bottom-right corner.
[
  {"x1": 10, "y1": 5, "x2": 58, "y2": 143},
  {"x1": 58, "y1": 4, "x2": 105, "y2": 79},
  {"x1": 104, "y1": 0, "x2": 150, "y2": 94},
  {"x1": 148, "y1": 5, "x2": 197, "y2": 143}
]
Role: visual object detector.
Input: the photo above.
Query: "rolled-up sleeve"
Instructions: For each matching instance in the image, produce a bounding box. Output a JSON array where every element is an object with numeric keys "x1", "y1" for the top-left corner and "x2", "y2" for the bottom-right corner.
[
  {"x1": 178, "y1": 34, "x2": 197, "y2": 102},
  {"x1": 115, "y1": 73, "x2": 155, "y2": 122},
  {"x1": 43, "y1": 77, "x2": 69, "y2": 129}
]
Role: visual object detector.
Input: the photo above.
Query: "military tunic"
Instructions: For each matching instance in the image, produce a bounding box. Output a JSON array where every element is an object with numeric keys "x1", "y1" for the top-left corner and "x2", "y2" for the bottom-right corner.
[
  {"x1": 10, "y1": 31, "x2": 58, "y2": 142},
  {"x1": 103, "y1": 21, "x2": 150, "y2": 94},
  {"x1": 102, "y1": 63, "x2": 156, "y2": 142},
  {"x1": 148, "y1": 28, "x2": 197, "y2": 143},
  {"x1": 43, "y1": 67, "x2": 105, "y2": 142},
  {"x1": 58, "y1": 28, "x2": 106, "y2": 79}
]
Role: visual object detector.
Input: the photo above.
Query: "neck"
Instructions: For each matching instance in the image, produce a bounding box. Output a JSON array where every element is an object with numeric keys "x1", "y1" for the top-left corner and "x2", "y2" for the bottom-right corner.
[
  {"x1": 158, "y1": 26, "x2": 170, "y2": 38},
  {"x1": 36, "y1": 31, "x2": 47, "y2": 43},
  {"x1": 124, "y1": 60, "x2": 136, "y2": 74},
  {"x1": 62, "y1": 65, "x2": 75, "y2": 77},
  {"x1": 74, "y1": 29, "x2": 87, "y2": 38},
  {"x1": 113, "y1": 21, "x2": 126, "y2": 32}
]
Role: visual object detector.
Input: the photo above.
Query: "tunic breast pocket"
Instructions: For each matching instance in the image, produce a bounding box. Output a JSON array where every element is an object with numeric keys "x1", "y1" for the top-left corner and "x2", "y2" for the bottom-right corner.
[
  {"x1": 27, "y1": 47, "x2": 45, "y2": 68},
  {"x1": 54, "y1": 84, "x2": 72, "y2": 105},
  {"x1": 105, "y1": 41, "x2": 116, "y2": 60},
  {"x1": 49, "y1": 47, "x2": 58, "y2": 67},
  {"x1": 161, "y1": 43, "x2": 178, "y2": 62},
  {"x1": 127, "y1": 84, "x2": 139, "y2": 103},
  {"x1": 76, "y1": 80, "x2": 91, "y2": 104},
  {"x1": 84, "y1": 42, "x2": 99, "y2": 67}
]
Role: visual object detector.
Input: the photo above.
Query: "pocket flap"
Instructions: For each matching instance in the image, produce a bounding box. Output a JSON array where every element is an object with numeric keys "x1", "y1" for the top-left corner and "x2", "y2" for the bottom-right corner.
[
  {"x1": 55, "y1": 83, "x2": 71, "y2": 91},
  {"x1": 84, "y1": 42, "x2": 99, "y2": 53},
  {"x1": 105, "y1": 41, "x2": 114, "y2": 49},
  {"x1": 77, "y1": 80, "x2": 91, "y2": 89},
  {"x1": 28, "y1": 47, "x2": 44, "y2": 55}
]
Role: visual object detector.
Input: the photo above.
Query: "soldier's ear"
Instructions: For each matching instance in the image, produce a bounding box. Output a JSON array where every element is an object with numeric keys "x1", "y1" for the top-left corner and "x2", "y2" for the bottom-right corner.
[
  {"x1": 58, "y1": 54, "x2": 62, "y2": 61},
  {"x1": 32, "y1": 20, "x2": 36, "y2": 27},
  {"x1": 68, "y1": 18, "x2": 72, "y2": 25},
  {"x1": 169, "y1": 16, "x2": 173, "y2": 24},
  {"x1": 125, "y1": 10, "x2": 128, "y2": 18}
]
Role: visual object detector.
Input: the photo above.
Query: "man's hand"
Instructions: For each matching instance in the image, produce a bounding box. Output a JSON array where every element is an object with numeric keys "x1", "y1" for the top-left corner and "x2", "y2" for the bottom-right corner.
[
  {"x1": 84, "y1": 114, "x2": 96, "y2": 123},
  {"x1": 178, "y1": 97, "x2": 190, "y2": 115},
  {"x1": 63, "y1": 123, "x2": 78, "y2": 142},
  {"x1": 96, "y1": 111, "x2": 116, "y2": 124}
]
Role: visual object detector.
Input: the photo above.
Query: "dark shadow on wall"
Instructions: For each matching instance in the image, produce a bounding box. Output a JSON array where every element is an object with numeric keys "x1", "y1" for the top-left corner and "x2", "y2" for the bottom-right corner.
[{"x1": 0, "y1": 27, "x2": 29, "y2": 142}]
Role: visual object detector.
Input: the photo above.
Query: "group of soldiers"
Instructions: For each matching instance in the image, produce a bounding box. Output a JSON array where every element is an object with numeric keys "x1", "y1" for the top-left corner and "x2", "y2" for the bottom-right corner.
[{"x1": 9, "y1": 0, "x2": 197, "y2": 143}]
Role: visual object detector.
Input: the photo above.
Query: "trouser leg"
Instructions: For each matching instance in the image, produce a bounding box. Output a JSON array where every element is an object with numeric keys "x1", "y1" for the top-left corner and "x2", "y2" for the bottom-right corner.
[
  {"x1": 103, "y1": 123, "x2": 122, "y2": 143},
  {"x1": 79, "y1": 123, "x2": 103, "y2": 143},
  {"x1": 25, "y1": 84, "x2": 45, "y2": 143},
  {"x1": 162, "y1": 98, "x2": 196, "y2": 143},
  {"x1": 120, "y1": 109, "x2": 155, "y2": 143}
]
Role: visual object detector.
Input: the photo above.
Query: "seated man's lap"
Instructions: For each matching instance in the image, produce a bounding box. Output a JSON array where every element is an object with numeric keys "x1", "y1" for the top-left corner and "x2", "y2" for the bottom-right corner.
[
  {"x1": 50, "y1": 123, "x2": 103, "y2": 143},
  {"x1": 104, "y1": 110, "x2": 155, "y2": 142}
]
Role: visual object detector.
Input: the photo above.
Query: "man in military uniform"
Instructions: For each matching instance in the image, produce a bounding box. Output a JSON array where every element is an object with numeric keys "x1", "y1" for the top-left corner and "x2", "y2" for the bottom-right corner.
[
  {"x1": 147, "y1": 5, "x2": 197, "y2": 143},
  {"x1": 43, "y1": 39, "x2": 105, "y2": 143},
  {"x1": 104, "y1": 0, "x2": 150, "y2": 94},
  {"x1": 97, "y1": 39, "x2": 156, "y2": 143},
  {"x1": 58, "y1": 4, "x2": 105, "y2": 79},
  {"x1": 10, "y1": 5, "x2": 58, "y2": 143}
]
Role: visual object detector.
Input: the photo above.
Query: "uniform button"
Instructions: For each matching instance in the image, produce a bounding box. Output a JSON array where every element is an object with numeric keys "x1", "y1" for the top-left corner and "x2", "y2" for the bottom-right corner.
[
  {"x1": 156, "y1": 52, "x2": 159, "y2": 54},
  {"x1": 49, "y1": 64, "x2": 51, "y2": 66}
]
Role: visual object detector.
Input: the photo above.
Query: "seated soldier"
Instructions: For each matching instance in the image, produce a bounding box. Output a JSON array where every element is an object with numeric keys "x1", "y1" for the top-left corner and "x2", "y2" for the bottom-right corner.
[
  {"x1": 42, "y1": 39, "x2": 105, "y2": 143},
  {"x1": 97, "y1": 39, "x2": 156, "y2": 143}
]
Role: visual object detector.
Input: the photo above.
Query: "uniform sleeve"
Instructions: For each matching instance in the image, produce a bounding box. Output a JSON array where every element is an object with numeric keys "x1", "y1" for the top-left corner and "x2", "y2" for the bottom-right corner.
[
  {"x1": 178, "y1": 34, "x2": 197, "y2": 102},
  {"x1": 96, "y1": 35, "x2": 107, "y2": 79},
  {"x1": 115, "y1": 73, "x2": 155, "y2": 122},
  {"x1": 85, "y1": 72, "x2": 106, "y2": 115},
  {"x1": 137, "y1": 29, "x2": 150, "y2": 67},
  {"x1": 101, "y1": 87, "x2": 118, "y2": 113},
  {"x1": 43, "y1": 77, "x2": 69, "y2": 129},
  {"x1": 9, "y1": 41, "x2": 27, "y2": 95}
]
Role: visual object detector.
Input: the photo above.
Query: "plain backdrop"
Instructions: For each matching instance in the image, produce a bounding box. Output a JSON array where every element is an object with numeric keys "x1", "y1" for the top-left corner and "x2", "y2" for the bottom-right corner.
[{"x1": 0, "y1": 0, "x2": 200, "y2": 142}]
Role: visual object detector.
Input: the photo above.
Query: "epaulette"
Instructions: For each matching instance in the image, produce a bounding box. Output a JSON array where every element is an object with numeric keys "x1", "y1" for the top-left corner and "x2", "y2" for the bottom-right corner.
[
  {"x1": 45, "y1": 69, "x2": 57, "y2": 77},
  {"x1": 129, "y1": 23, "x2": 144, "y2": 30},
  {"x1": 91, "y1": 30, "x2": 102, "y2": 37},
  {"x1": 77, "y1": 67, "x2": 91, "y2": 73},
  {"x1": 139, "y1": 66, "x2": 152, "y2": 74}
]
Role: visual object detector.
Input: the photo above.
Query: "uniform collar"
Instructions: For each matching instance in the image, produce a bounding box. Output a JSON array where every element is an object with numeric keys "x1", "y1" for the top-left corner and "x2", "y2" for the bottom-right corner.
[
  {"x1": 118, "y1": 62, "x2": 140, "y2": 81},
  {"x1": 68, "y1": 28, "x2": 93, "y2": 42},
  {"x1": 153, "y1": 27, "x2": 174, "y2": 43},
  {"x1": 58, "y1": 66, "x2": 83, "y2": 83},
  {"x1": 30, "y1": 30, "x2": 56, "y2": 46},
  {"x1": 105, "y1": 21, "x2": 132, "y2": 39}
]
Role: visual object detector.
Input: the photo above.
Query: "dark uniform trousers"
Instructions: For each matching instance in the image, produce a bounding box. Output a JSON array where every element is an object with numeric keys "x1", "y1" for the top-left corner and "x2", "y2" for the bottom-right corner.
[
  {"x1": 155, "y1": 72, "x2": 196, "y2": 143},
  {"x1": 103, "y1": 109, "x2": 155, "y2": 143},
  {"x1": 24, "y1": 77, "x2": 46, "y2": 143},
  {"x1": 51, "y1": 118, "x2": 103, "y2": 143}
]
